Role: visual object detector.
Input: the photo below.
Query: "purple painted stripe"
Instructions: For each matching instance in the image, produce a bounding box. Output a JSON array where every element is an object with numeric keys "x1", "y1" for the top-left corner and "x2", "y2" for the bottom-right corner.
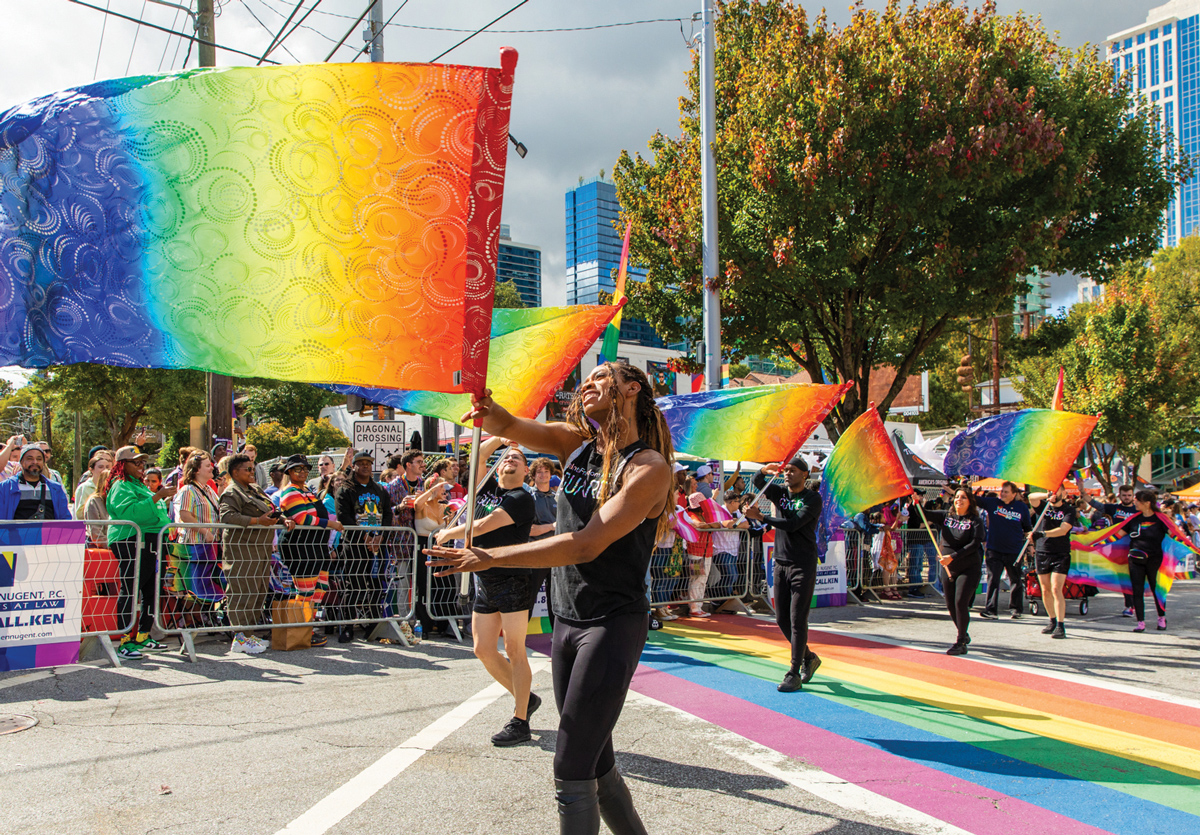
[
  {"x1": 632, "y1": 665, "x2": 1114, "y2": 835},
  {"x1": 34, "y1": 640, "x2": 80, "y2": 667}
]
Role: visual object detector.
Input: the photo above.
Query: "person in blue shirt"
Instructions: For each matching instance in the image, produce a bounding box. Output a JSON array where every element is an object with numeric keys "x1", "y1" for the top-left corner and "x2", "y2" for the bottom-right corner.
[{"x1": 976, "y1": 481, "x2": 1032, "y2": 619}]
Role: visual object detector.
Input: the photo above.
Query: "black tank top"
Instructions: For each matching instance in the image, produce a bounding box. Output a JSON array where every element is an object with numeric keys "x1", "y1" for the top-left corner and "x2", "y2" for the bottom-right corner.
[{"x1": 552, "y1": 439, "x2": 658, "y2": 625}]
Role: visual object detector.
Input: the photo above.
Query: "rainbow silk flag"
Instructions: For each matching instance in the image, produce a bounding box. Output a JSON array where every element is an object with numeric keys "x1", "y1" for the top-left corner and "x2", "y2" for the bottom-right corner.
[
  {"x1": 657, "y1": 383, "x2": 850, "y2": 463},
  {"x1": 598, "y1": 222, "x2": 631, "y2": 364},
  {"x1": 943, "y1": 409, "x2": 1098, "y2": 489},
  {"x1": 817, "y1": 408, "x2": 913, "y2": 544},
  {"x1": 1052, "y1": 367, "x2": 1065, "y2": 410},
  {"x1": 0, "y1": 55, "x2": 519, "y2": 392},
  {"x1": 327, "y1": 304, "x2": 621, "y2": 426},
  {"x1": 1069, "y1": 514, "x2": 1198, "y2": 608}
]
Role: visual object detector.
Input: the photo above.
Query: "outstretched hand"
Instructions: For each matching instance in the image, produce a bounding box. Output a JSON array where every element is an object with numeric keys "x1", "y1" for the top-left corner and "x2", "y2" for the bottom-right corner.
[
  {"x1": 460, "y1": 388, "x2": 495, "y2": 425},
  {"x1": 424, "y1": 544, "x2": 493, "y2": 576}
]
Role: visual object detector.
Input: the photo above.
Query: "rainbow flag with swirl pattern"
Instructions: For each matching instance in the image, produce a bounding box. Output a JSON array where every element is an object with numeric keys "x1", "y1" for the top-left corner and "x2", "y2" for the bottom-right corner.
[
  {"x1": 943, "y1": 408, "x2": 1098, "y2": 489},
  {"x1": 598, "y1": 222, "x2": 632, "y2": 364},
  {"x1": 0, "y1": 55, "x2": 519, "y2": 393},
  {"x1": 1069, "y1": 513, "x2": 1198, "y2": 609}
]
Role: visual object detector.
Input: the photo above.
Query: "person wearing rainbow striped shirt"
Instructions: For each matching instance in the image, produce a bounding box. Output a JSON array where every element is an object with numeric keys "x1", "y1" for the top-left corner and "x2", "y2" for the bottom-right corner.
[{"x1": 276, "y1": 454, "x2": 343, "y2": 648}]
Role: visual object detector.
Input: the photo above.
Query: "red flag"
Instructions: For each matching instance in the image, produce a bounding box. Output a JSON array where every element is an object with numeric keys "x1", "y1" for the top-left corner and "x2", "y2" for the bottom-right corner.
[{"x1": 1052, "y1": 367, "x2": 1065, "y2": 411}]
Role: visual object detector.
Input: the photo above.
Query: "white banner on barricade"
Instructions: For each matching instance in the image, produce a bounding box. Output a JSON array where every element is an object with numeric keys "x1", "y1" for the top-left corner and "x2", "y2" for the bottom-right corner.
[
  {"x1": 762, "y1": 537, "x2": 848, "y2": 609},
  {"x1": 0, "y1": 521, "x2": 86, "y2": 671}
]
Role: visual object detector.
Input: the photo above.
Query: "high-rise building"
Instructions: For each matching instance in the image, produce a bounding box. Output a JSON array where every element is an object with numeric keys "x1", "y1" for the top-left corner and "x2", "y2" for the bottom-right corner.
[
  {"x1": 565, "y1": 178, "x2": 665, "y2": 348},
  {"x1": 1076, "y1": 275, "x2": 1106, "y2": 304},
  {"x1": 1107, "y1": 1, "x2": 1194, "y2": 247},
  {"x1": 496, "y1": 224, "x2": 542, "y2": 308},
  {"x1": 1014, "y1": 274, "x2": 1051, "y2": 330}
]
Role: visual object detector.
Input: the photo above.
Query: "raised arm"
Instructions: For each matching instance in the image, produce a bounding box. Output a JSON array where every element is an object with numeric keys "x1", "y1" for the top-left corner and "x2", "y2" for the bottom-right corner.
[{"x1": 463, "y1": 389, "x2": 585, "y2": 464}]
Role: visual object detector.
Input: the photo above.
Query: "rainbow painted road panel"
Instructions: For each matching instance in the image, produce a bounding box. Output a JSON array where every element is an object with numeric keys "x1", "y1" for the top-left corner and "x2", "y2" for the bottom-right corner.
[{"x1": 632, "y1": 615, "x2": 1200, "y2": 835}]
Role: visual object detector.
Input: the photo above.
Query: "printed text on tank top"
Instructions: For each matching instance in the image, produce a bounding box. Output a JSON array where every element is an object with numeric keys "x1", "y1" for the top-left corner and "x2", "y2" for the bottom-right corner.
[{"x1": 943, "y1": 515, "x2": 974, "y2": 533}]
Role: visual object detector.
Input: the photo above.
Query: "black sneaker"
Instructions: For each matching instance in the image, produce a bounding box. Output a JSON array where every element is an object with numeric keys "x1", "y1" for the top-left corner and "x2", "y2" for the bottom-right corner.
[
  {"x1": 527, "y1": 692, "x2": 542, "y2": 720},
  {"x1": 338, "y1": 626, "x2": 353, "y2": 644},
  {"x1": 1009, "y1": 611, "x2": 1022, "y2": 619},
  {"x1": 1051, "y1": 624, "x2": 1066, "y2": 639},
  {"x1": 491, "y1": 717, "x2": 531, "y2": 747},
  {"x1": 979, "y1": 610, "x2": 998, "y2": 620},
  {"x1": 777, "y1": 672, "x2": 802, "y2": 693},
  {"x1": 648, "y1": 617, "x2": 663, "y2": 631},
  {"x1": 1041, "y1": 621, "x2": 1057, "y2": 634},
  {"x1": 946, "y1": 642, "x2": 967, "y2": 656},
  {"x1": 800, "y1": 655, "x2": 821, "y2": 684}
]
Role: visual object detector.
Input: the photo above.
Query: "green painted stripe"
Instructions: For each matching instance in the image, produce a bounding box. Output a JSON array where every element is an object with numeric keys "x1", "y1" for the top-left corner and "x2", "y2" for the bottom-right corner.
[{"x1": 648, "y1": 631, "x2": 1200, "y2": 814}]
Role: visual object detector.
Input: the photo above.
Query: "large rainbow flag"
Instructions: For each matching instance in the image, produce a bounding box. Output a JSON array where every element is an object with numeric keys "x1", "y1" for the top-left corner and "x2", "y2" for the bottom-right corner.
[
  {"x1": 598, "y1": 222, "x2": 631, "y2": 364},
  {"x1": 817, "y1": 407, "x2": 913, "y2": 545},
  {"x1": 326, "y1": 304, "x2": 621, "y2": 425},
  {"x1": 1070, "y1": 514, "x2": 1198, "y2": 609},
  {"x1": 657, "y1": 383, "x2": 850, "y2": 463},
  {"x1": 0, "y1": 55, "x2": 518, "y2": 392},
  {"x1": 943, "y1": 408, "x2": 1098, "y2": 489}
]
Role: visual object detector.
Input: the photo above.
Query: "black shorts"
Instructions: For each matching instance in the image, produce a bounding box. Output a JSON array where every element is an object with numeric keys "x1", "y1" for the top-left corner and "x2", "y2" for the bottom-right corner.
[
  {"x1": 473, "y1": 573, "x2": 533, "y2": 614},
  {"x1": 1035, "y1": 550, "x2": 1071, "y2": 576}
]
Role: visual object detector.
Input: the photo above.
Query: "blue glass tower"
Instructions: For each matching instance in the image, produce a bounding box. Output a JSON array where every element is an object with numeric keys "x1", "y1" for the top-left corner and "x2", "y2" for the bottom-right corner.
[
  {"x1": 565, "y1": 178, "x2": 665, "y2": 348},
  {"x1": 497, "y1": 225, "x2": 541, "y2": 308}
]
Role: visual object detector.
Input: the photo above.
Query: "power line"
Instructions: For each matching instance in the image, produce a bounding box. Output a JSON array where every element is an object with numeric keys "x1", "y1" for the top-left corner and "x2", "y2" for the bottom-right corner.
[
  {"x1": 430, "y1": 0, "x2": 532, "y2": 63},
  {"x1": 93, "y1": 0, "x2": 113, "y2": 80},
  {"x1": 156, "y1": 4, "x2": 183, "y2": 71},
  {"x1": 125, "y1": 0, "x2": 150, "y2": 75},
  {"x1": 323, "y1": 0, "x2": 380, "y2": 63},
  {"x1": 259, "y1": 0, "x2": 336, "y2": 64},
  {"x1": 239, "y1": 0, "x2": 300, "y2": 62},
  {"x1": 351, "y1": 0, "x2": 410, "y2": 63},
  {"x1": 69, "y1": 0, "x2": 282, "y2": 64},
  {"x1": 256, "y1": 0, "x2": 305, "y2": 64}
]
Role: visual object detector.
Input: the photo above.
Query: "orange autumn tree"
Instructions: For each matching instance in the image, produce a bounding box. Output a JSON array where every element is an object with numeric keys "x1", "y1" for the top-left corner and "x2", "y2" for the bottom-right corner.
[{"x1": 614, "y1": 0, "x2": 1183, "y2": 435}]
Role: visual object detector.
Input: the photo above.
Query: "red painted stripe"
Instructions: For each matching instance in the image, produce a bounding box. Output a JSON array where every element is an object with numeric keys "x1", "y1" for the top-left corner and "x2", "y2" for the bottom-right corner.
[{"x1": 632, "y1": 665, "x2": 1114, "y2": 835}]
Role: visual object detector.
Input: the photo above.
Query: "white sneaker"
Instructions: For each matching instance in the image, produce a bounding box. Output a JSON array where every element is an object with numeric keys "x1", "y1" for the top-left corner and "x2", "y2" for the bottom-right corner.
[
  {"x1": 246, "y1": 634, "x2": 269, "y2": 652},
  {"x1": 231, "y1": 633, "x2": 266, "y2": 655}
]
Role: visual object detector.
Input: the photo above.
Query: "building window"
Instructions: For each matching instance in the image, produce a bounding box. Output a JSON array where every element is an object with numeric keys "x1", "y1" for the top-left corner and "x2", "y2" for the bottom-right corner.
[
  {"x1": 1166, "y1": 39, "x2": 1174, "y2": 81},
  {"x1": 1125, "y1": 37, "x2": 1134, "y2": 49},
  {"x1": 1138, "y1": 33, "x2": 1146, "y2": 45},
  {"x1": 1151, "y1": 28, "x2": 1159, "y2": 40},
  {"x1": 1165, "y1": 23, "x2": 1172, "y2": 35},
  {"x1": 1152, "y1": 43, "x2": 1161, "y2": 85},
  {"x1": 1138, "y1": 49, "x2": 1147, "y2": 89},
  {"x1": 1153, "y1": 90, "x2": 1161, "y2": 102},
  {"x1": 1166, "y1": 101, "x2": 1175, "y2": 135},
  {"x1": 1112, "y1": 58, "x2": 1120, "y2": 79}
]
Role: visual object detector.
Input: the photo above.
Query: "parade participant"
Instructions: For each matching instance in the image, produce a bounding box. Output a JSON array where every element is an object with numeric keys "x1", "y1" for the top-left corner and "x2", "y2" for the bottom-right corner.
[
  {"x1": 529, "y1": 456, "x2": 559, "y2": 626},
  {"x1": 976, "y1": 481, "x2": 1032, "y2": 619},
  {"x1": 1119, "y1": 490, "x2": 1170, "y2": 632},
  {"x1": 436, "y1": 445, "x2": 536, "y2": 746},
  {"x1": 924, "y1": 488, "x2": 986, "y2": 654},
  {"x1": 334, "y1": 451, "x2": 393, "y2": 643},
  {"x1": 744, "y1": 457, "x2": 822, "y2": 691},
  {"x1": 427, "y1": 360, "x2": 674, "y2": 835},
  {"x1": 1028, "y1": 485, "x2": 1078, "y2": 639},
  {"x1": 1081, "y1": 479, "x2": 1140, "y2": 616}
]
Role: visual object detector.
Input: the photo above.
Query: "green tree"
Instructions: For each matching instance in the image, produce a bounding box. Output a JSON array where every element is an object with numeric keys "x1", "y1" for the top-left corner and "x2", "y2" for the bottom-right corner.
[
  {"x1": 613, "y1": 0, "x2": 1183, "y2": 435},
  {"x1": 239, "y1": 381, "x2": 342, "y2": 431},
  {"x1": 28, "y1": 366, "x2": 204, "y2": 450},
  {"x1": 245, "y1": 418, "x2": 348, "y2": 461},
  {"x1": 294, "y1": 417, "x2": 349, "y2": 455},
  {"x1": 493, "y1": 280, "x2": 526, "y2": 309}
]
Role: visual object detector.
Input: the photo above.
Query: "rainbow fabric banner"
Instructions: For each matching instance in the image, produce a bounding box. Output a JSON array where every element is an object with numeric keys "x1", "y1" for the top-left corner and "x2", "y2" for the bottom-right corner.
[
  {"x1": 657, "y1": 383, "x2": 850, "y2": 463},
  {"x1": 0, "y1": 55, "x2": 518, "y2": 392},
  {"x1": 943, "y1": 408, "x2": 1098, "y2": 489},
  {"x1": 818, "y1": 408, "x2": 913, "y2": 546},
  {"x1": 598, "y1": 222, "x2": 631, "y2": 364},
  {"x1": 1069, "y1": 513, "x2": 1198, "y2": 608},
  {"x1": 327, "y1": 304, "x2": 621, "y2": 426}
]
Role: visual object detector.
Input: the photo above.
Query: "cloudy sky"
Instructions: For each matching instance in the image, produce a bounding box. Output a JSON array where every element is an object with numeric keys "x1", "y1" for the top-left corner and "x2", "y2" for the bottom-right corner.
[{"x1": 0, "y1": 0, "x2": 1176, "y2": 386}]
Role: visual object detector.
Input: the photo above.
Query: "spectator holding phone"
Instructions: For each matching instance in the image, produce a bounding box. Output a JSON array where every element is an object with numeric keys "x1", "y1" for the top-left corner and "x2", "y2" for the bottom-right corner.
[{"x1": 220, "y1": 453, "x2": 294, "y2": 654}]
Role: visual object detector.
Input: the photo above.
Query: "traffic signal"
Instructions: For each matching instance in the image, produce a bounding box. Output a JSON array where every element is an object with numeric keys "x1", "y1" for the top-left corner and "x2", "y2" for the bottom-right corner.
[
  {"x1": 346, "y1": 394, "x2": 366, "y2": 413},
  {"x1": 955, "y1": 354, "x2": 974, "y2": 393}
]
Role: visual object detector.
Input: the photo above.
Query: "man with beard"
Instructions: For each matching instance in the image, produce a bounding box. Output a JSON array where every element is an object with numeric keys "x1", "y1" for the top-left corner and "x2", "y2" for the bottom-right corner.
[{"x1": 0, "y1": 445, "x2": 71, "y2": 521}]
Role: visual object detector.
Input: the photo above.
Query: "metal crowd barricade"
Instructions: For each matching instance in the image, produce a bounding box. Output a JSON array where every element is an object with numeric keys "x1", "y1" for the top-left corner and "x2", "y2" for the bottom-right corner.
[
  {"x1": 424, "y1": 546, "x2": 471, "y2": 643},
  {"x1": 855, "y1": 527, "x2": 943, "y2": 601},
  {"x1": 0, "y1": 519, "x2": 144, "y2": 668},
  {"x1": 155, "y1": 522, "x2": 418, "y2": 662},
  {"x1": 649, "y1": 528, "x2": 754, "y2": 612}
]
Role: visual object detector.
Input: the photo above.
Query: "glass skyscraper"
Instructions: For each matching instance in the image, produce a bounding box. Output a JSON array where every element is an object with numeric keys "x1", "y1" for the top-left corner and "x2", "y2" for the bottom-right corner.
[
  {"x1": 565, "y1": 178, "x2": 665, "y2": 348},
  {"x1": 1107, "y1": 1, "x2": 1197, "y2": 247},
  {"x1": 497, "y1": 224, "x2": 542, "y2": 308}
]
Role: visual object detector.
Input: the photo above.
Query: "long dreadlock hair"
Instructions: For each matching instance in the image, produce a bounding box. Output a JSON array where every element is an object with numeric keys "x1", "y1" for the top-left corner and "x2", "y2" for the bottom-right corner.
[{"x1": 564, "y1": 360, "x2": 676, "y2": 541}]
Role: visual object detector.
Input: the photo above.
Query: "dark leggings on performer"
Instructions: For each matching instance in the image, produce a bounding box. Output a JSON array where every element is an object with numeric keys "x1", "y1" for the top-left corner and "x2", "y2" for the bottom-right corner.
[
  {"x1": 1128, "y1": 553, "x2": 1166, "y2": 621},
  {"x1": 775, "y1": 560, "x2": 818, "y2": 672},
  {"x1": 941, "y1": 562, "x2": 982, "y2": 642},
  {"x1": 112, "y1": 535, "x2": 158, "y2": 636},
  {"x1": 551, "y1": 611, "x2": 648, "y2": 781}
]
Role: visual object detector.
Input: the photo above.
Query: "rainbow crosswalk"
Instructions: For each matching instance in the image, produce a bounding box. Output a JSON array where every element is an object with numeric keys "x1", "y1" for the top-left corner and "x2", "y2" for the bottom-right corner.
[{"x1": 632, "y1": 615, "x2": 1200, "y2": 835}]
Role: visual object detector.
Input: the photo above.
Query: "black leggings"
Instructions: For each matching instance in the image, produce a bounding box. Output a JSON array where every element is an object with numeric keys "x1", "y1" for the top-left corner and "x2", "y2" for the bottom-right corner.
[
  {"x1": 941, "y1": 562, "x2": 982, "y2": 642},
  {"x1": 1129, "y1": 554, "x2": 1166, "y2": 620},
  {"x1": 112, "y1": 535, "x2": 158, "y2": 636},
  {"x1": 551, "y1": 611, "x2": 648, "y2": 781},
  {"x1": 775, "y1": 560, "x2": 818, "y2": 672},
  {"x1": 983, "y1": 550, "x2": 1023, "y2": 615}
]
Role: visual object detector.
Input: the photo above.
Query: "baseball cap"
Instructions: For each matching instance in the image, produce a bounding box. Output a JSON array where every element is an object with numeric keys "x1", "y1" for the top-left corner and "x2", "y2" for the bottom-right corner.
[
  {"x1": 696, "y1": 464, "x2": 712, "y2": 478},
  {"x1": 114, "y1": 445, "x2": 151, "y2": 463}
]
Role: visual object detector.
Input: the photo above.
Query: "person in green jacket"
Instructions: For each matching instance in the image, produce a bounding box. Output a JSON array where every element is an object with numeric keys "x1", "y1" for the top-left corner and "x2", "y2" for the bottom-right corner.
[{"x1": 104, "y1": 446, "x2": 175, "y2": 660}]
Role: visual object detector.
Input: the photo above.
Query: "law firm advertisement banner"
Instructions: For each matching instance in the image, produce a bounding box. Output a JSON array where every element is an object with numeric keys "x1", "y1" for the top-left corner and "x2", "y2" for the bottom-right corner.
[{"x1": 0, "y1": 522, "x2": 86, "y2": 670}]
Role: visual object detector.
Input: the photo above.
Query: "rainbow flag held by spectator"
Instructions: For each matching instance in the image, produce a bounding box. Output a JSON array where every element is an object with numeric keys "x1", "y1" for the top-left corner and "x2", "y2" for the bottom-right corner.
[
  {"x1": 598, "y1": 223, "x2": 632, "y2": 364},
  {"x1": 328, "y1": 304, "x2": 622, "y2": 425},
  {"x1": 943, "y1": 408, "x2": 1098, "y2": 489},
  {"x1": 657, "y1": 383, "x2": 850, "y2": 463},
  {"x1": 0, "y1": 56, "x2": 519, "y2": 393}
]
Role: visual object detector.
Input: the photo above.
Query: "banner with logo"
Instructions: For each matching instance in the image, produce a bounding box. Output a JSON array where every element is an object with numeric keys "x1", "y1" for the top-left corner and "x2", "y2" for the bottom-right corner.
[
  {"x1": 0, "y1": 522, "x2": 86, "y2": 670},
  {"x1": 764, "y1": 529, "x2": 847, "y2": 609}
]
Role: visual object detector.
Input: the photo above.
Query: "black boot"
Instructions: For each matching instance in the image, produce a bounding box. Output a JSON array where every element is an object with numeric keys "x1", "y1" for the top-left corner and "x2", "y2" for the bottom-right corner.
[
  {"x1": 555, "y1": 778, "x2": 600, "y2": 835},
  {"x1": 596, "y1": 766, "x2": 648, "y2": 835}
]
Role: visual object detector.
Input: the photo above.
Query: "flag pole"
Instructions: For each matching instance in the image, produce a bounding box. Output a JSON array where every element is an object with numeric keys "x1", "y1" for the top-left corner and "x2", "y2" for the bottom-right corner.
[{"x1": 460, "y1": 420, "x2": 484, "y2": 600}]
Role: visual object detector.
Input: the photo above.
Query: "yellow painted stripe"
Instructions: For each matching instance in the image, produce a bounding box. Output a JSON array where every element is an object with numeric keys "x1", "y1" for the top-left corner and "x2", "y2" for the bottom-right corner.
[{"x1": 664, "y1": 623, "x2": 1200, "y2": 780}]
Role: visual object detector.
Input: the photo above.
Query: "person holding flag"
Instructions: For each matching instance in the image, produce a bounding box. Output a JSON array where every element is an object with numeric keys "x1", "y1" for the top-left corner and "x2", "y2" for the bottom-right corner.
[
  {"x1": 743, "y1": 457, "x2": 822, "y2": 692},
  {"x1": 976, "y1": 481, "x2": 1032, "y2": 619},
  {"x1": 921, "y1": 487, "x2": 987, "y2": 655},
  {"x1": 1077, "y1": 475, "x2": 1141, "y2": 617},
  {"x1": 1117, "y1": 490, "x2": 1171, "y2": 632},
  {"x1": 1028, "y1": 486, "x2": 1078, "y2": 639}
]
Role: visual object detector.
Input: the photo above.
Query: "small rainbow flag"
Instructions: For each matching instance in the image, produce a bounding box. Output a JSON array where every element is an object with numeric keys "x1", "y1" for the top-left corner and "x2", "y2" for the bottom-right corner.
[
  {"x1": 818, "y1": 408, "x2": 913, "y2": 545},
  {"x1": 598, "y1": 222, "x2": 632, "y2": 365},
  {"x1": 657, "y1": 383, "x2": 850, "y2": 463},
  {"x1": 328, "y1": 305, "x2": 621, "y2": 426},
  {"x1": 943, "y1": 408, "x2": 1098, "y2": 489}
]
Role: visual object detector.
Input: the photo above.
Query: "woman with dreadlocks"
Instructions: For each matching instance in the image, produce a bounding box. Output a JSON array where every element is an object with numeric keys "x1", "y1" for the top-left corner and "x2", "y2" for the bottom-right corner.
[{"x1": 427, "y1": 361, "x2": 674, "y2": 835}]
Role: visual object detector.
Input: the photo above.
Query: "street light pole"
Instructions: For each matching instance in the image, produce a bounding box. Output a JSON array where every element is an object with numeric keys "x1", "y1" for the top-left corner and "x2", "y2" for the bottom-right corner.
[
  {"x1": 700, "y1": 0, "x2": 721, "y2": 391},
  {"x1": 367, "y1": 0, "x2": 384, "y2": 62}
]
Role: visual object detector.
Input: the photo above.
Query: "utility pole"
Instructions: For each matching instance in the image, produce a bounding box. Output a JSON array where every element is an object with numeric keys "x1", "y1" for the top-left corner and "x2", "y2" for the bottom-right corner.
[
  {"x1": 700, "y1": 0, "x2": 721, "y2": 391},
  {"x1": 197, "y1": 0, "x2": 231, "y2": 452},
  {"x1": 367, "y1": 0, "x2": 384, "y2": 62}
]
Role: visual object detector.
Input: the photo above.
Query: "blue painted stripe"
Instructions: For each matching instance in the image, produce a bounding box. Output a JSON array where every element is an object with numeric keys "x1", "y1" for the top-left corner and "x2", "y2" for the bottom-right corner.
[{"x1": 640, "y1": 643, "x2": 1200, "y2": 835}]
